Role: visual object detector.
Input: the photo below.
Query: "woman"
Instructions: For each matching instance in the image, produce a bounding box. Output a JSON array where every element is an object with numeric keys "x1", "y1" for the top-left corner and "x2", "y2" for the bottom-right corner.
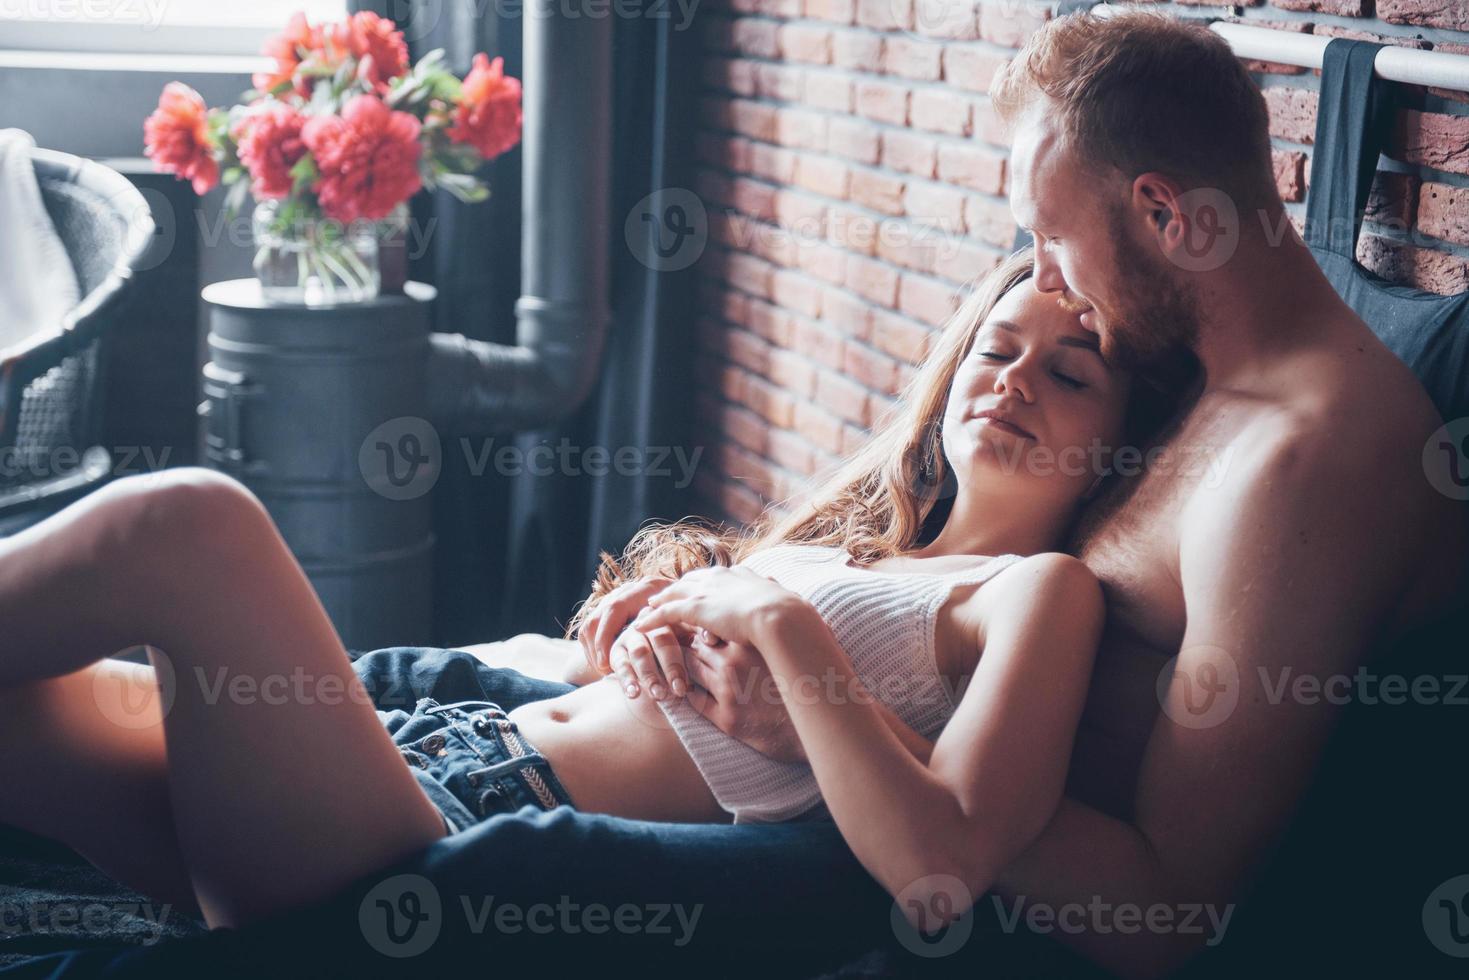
[{"x1": 0, "y1": 246, "x2": 1190, "y2": 934}]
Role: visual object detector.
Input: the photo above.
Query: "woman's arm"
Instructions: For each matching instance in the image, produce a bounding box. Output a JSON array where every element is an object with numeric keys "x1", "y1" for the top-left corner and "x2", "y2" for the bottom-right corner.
[
  {"x1": 748, "y1": 553, "x2": 1104, "y2": 930},
  {"x1": 459, "y1": 634, "x2": 594, "y2": 685}
]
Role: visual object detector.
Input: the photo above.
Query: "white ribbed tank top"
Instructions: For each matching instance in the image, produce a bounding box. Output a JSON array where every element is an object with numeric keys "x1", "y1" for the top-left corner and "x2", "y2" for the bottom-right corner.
[{"x1": 655, "y1": 543, "x2": 1026, "y2": 823}]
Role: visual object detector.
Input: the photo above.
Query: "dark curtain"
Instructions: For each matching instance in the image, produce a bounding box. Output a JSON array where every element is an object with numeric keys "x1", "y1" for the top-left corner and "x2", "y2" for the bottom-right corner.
[{"x1": 349, "y1": 0, "x2": 704, "y2": 643}]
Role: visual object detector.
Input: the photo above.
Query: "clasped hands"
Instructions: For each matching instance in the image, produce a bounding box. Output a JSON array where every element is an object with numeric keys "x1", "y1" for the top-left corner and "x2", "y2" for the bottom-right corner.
[{"x1": 574, "y1": 567, "x2": 809, "y2": 763}]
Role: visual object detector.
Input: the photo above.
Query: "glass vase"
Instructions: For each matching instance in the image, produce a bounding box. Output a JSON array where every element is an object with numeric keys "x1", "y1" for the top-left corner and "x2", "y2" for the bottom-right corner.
[{"x1": 251, "y1": 200, "x2": 402, "y2": 306}]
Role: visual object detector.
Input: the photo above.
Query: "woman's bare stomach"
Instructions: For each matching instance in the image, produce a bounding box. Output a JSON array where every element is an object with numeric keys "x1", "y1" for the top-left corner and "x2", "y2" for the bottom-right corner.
[{"x1": 507, "y1": 677, "x2": 731, "y2": 824}]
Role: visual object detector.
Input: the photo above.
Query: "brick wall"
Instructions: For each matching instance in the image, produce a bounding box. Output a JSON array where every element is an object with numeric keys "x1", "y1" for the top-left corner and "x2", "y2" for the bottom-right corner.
[{"x1": 687, "y1": 0, "x2": 1469, "y2": 524}]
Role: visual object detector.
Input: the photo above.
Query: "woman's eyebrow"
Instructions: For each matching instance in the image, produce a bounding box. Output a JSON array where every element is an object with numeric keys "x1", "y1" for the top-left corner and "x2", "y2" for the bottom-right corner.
[{"x1": 990, "y1": 319, "x2": 1103, "y2": 355}]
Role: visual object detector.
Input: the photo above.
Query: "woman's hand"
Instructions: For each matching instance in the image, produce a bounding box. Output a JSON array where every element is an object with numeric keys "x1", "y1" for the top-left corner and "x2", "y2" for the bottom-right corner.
[
  {"x1": 607, "y1": 623, "x2": 692, "y2": 700},
  {"x1": 576, "y1": 575, "x2": 675, "y2": 679},
  {"x1": 628, "y1": 565, "x2": 809, "y2": 649}
]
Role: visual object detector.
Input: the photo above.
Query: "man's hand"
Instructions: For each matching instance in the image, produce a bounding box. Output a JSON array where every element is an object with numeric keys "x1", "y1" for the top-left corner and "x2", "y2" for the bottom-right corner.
[
  {"x1": 576, "y1": 575, "x2": 675, "y2": 678},
  {"x1": 681, "y1": 632, "x2": 806, "y2": 763}
]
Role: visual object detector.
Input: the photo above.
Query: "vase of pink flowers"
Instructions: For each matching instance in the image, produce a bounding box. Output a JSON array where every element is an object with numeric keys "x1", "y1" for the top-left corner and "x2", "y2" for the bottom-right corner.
[{"x1": 144, "y1": 10, "x2": 521, "y2": 306}]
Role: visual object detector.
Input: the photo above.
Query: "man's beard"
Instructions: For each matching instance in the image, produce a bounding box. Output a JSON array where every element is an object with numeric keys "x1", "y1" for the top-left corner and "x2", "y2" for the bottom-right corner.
[{"x1": 1094, "y1": 211, "x2": 1202, "y2": 371}]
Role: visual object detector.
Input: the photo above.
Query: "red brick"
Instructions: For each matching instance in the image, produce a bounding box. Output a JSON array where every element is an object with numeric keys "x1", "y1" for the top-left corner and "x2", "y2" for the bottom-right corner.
[
  {"x1": 841, "y1": 423, "x2": 872, "y2": 456},
  {"x1": 846, "y1": 255, "x2": 901, "y2": 306},
  {"x1": 844, "y1": 341, "x2": 902, "y2": 394},
  {"x1": 696, "y1": 170, "x2": 733, "y2": 209},
  {"x1": 936, "y1": 143, "x2": 1006, "y2": 193},
  {"x1": 831, "y1": 29, "x2": 883, "y2": 70},
  {"x1": 913, "y1": 0, "x2": 979, "y2": 40},
  {"x1": 881, "y1": 130, "x2": 938, "y2": 178},
  {"x1": 720, "y1": 444, "x2": 785, "y2": 501},
  {"x1": 977, "y1": 2, "x2": 1050, "y2": 48},
  {"x1": 884, "y1": 37, "x2": 944, "y2": 81},
  {"x1": 804, "y1": 0, "x2": 855, "y2": 23},
  {"x1": 732, "y1": 18, "x2": 780, "y2": 58},
  {"x1": 776, "y1": 107, "x2": 828, "y2": 151},
  {"x1": 1394, "y1": 110, "x2": 1469, "y2": 176},
  {"x1": 871, "y1": 309, "x2": 931, "y2": 363},
  {"x1": 1269, "y1": 0, "x2": 1364, "y2": 11},
  {"x1": 779, "y1": 23, "x2": 833, "y2": 64},
  {"x1": 772, "y1": 269, "x2": 825, "y2": 317},
  {"x1": 719, "y1": 364, "x2": 748, "y2": 402},
  {"x1": 774, "y1": 188, "x2": 828, "y2": 233},
  {"x1": 898, "y1": 273, "x2": 961, "y2": 326},
  {"x1": 794, "y1": 401, "x2": 846, "y2": 455},
  {"x1": 973, "y1": 97, "x2": 1009, "y2": 146},
  {"x1": 1262, "y1": 87, "x2": 1318, "y2": 144},
  {"x1": 732, "y1": 177, "x2": 778, "y2": 221},
  {"x1": 1365, "y1": 171, "x2": 1418, "y2": 230},
  {"x1": 725, "y1": 327, "x2": 773, "y2": 373},
  {"x1": 1312, "y1": 24, "x2": 1431, "y2": 49},
  {"x1": 965, "y1": 194, "x2": 1018, "y2": 247},
  {"x1": 769, "y1": 348, "x2": 817, "y2": 397},
  {"x1": 856, "y1": 80, "x2": 910, "y2": 126},
  {"x1": 726, "y1": 251, "x2": 775, "y2": 297},
  {"x1": 851, "y1": 168, "x2": 907, "y2": 215},
  {"x1": 730, "y1": 99, "x2": 779, "y2": 141},
  {"x1": 749, "y1": 142, "x2": 798, "y2": 184},
  {"x1": 793, "y1": 315, "x2": 847, "y2": 369},
  {"x1": 1416, "y1": 181, "x2": 1469, "y2": 245},
  {"x1": 828, "y1": 117, "x2": 881, "y2": 164},
  {"x1": 757, "y1": 63, "x2": 804, "y2": 103},
  {"x1": 816, "y1": 369, "x2": 872, "y2": 424},
  {"x1": 747, "y1": 297, "x2": 795, "y2": 345},
  {"x1": 741, "y1": 375, "x2": 798, "y2": 427},
  {"x1": 803, "y1": 71, "x2": 853, "y2": 113},
  {"x1": 797, "y1": 239, "x2": 848, "y2": 284},
  {"x1": 826, "y1": 205, "x2": 881, "y2": 255},
  {"x1": 720, "y1": 404, "x2": 769, "y2": 455},
  {"x1": 911, "y1": 88, "x2": 974, "y2": 136},
  {"x1": 720, "y1": 287, "x2": 750, "y2": 326},
  {"x1": 931, "y1": 237, "x2": 998, "y2": 283},
  {"x1": 857, "y1": 0, "x2": 912, "y2": 31},
  {"x1": 1378, "y1": 0, "x2": 1469, "y2": 31},
  {"x1": 943, "y1": 45, "x2": 1008, "y2": 93},
  {"x1": 766, "y1": 427, "x2": 816, "y2": 475},
  {"x1": 794, "y1": 153, "x2": 851, "y2": 199},
  {"x1": 904, "y1": 182, "x2": 968, "y2": 229},
  {"x1": 877, "y1": 227, "x2": 941, "y2": 273},
  {"x1": 712, "y1": 475, "x2": 765, "y2": 524},
  {"x1": 821, "y1": 287, "x2": 874, "y2": 339},
  {"x1": 1357, "y1": 233, "x2": 1469, "y2": 295},
  {"x1": 1272, "y1": 149, "x2": 1306, "y2": 203}
]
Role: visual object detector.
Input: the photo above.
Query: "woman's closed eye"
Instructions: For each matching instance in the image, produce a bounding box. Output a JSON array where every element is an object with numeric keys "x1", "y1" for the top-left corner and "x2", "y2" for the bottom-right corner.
[{"x1": 976, "y1": 351, "x2": 1088, "y2": 390}]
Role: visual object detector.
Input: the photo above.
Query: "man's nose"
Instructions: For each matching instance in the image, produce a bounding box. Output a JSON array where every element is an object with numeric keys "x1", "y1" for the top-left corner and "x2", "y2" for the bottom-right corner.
[{"x1": 1032, "y1": 246, "x2": 1067, "y2": 294}]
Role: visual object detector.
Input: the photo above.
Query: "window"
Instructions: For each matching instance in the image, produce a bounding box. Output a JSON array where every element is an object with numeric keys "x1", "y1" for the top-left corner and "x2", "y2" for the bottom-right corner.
[{"x1": 0, "y1": 1, "x2": 350, "y2": 57}]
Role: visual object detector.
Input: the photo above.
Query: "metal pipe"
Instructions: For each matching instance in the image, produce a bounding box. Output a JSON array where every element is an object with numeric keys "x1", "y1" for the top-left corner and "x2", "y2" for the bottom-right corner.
[
  {"x1": 1090, "y1": 4, "x2": 1469, "y2": 91},
  {"x1": 426, "y1": 8, "x2": 613, "y2": 434}
]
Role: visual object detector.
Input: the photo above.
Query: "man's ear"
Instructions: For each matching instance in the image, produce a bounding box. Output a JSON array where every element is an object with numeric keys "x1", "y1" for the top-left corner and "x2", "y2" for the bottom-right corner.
[{"x1": 1131, "y1": 173, "x2": 1183, "y2": 237}]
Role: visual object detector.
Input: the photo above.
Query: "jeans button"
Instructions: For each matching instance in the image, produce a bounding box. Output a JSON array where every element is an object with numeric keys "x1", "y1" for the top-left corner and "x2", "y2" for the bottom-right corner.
[{"x1": 422, "y1": 733, "x2": 446, "y2": 754}]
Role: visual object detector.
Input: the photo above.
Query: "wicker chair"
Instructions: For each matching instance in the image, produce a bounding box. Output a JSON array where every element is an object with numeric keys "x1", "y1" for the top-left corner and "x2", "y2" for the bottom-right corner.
[{"x1": 0, "y1": 147, "x2": 158, "y2": 535}]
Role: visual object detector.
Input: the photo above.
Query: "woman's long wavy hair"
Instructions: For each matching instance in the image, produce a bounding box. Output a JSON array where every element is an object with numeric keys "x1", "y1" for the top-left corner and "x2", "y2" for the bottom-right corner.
[{"x1": 564, "y1": 245, "x2": 1197, "y2": 639}]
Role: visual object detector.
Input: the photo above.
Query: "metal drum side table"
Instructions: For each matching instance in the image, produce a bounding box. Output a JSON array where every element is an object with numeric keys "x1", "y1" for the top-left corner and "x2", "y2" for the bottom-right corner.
[{"x1": 198, "y1": 279, "x2": 438, "y2": 651}]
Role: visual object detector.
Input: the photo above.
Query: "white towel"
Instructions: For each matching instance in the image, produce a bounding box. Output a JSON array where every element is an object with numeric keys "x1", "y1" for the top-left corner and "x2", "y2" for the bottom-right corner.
[{"x1": 0, "y1": 129, "x2": 82, "y2": 357}]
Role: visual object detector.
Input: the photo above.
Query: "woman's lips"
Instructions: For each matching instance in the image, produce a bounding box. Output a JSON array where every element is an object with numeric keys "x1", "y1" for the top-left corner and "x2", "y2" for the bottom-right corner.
[{"x1": 977, "y1": 417, "x2": 1034, "y2": 439}]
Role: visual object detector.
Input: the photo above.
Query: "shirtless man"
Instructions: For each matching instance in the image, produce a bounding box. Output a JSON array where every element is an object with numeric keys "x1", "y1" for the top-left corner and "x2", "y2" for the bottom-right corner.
[{"x1": 610, "y1": 11, "x2": 1465, "y2": 976}]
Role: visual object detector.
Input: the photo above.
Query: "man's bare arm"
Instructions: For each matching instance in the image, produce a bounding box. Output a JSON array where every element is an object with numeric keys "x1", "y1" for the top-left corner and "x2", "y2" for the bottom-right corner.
[{"x1": 992, "y1": 433, "x2": 1411, "y2": 978}]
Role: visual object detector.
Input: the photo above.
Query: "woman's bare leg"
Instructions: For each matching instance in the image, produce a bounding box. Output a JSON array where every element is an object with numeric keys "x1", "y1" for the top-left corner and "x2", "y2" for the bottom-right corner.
[
  {"x1": 0, "y1": 468, "x2": 448, "y2": 929},
  {"x1": 0, "y1": 657, "x2": 201, "y2": 918}
]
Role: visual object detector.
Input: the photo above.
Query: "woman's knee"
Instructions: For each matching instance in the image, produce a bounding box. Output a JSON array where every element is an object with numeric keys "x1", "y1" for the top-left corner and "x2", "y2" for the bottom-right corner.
[{"x1": 91, "y1": 467, "x2": 274, "y2": 568}]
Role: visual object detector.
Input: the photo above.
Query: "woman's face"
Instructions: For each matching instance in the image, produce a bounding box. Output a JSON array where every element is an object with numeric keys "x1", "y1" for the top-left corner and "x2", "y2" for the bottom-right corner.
[{"x1": 941, "y1": 278, "x2": 1132, "y2": 504}]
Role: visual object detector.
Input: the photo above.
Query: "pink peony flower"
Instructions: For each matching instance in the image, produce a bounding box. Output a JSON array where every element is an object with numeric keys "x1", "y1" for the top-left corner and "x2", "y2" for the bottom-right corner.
[
  {"x1": 333, "y1": 11, "x2": 409, "y2": 95},
  {"x1": 232, "y1": 102, "x2": 308, "y2": 200},
  {"x1": 448, "y1": 54, "x2": 522, "y2": 161},
  {"x1": 301, "y1": 94, "x2": 422, "y2": 222},
  {"x1": 252, "y1": 11, "x2": 324, "y2": 98},
  {"x1": 143, "y1": 82, "x2": 219, "y2": 195}
]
